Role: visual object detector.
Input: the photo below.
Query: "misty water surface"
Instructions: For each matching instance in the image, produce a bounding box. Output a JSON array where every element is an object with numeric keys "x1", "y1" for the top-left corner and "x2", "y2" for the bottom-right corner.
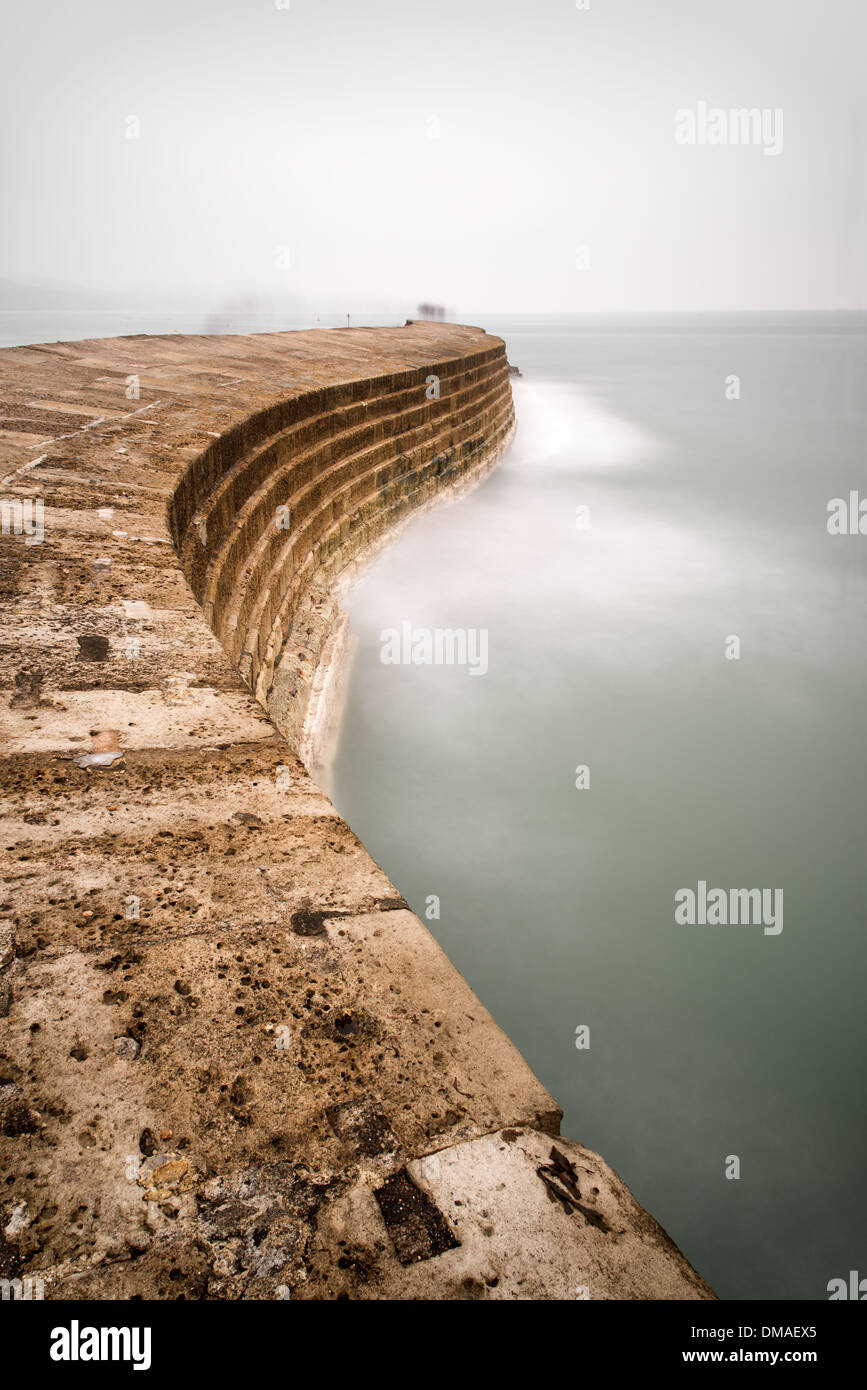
[{"x1": 326, "y1": 314, "x2": 867, "y2": 1300}]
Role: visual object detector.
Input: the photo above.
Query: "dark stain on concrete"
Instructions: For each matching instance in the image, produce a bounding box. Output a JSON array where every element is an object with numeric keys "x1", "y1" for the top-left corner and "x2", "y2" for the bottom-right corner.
[
  {"x1": 374, "y1": 1169, "x2": 459, "y2": 1265},
  {"x1": 325, "y1": 1097, "x2": 398, "y2": 1158},
  {"x1": 77, "y1": 634, "x2": 110, "y2": 661}
]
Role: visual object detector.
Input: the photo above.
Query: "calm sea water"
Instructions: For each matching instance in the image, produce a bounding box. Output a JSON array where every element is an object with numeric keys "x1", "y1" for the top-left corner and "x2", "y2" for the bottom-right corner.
[{"x1": 326, "y1": 314, "x2": 867, "y2": 1301}]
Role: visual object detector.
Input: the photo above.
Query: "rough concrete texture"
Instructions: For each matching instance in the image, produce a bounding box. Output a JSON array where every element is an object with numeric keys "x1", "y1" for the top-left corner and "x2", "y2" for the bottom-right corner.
[{"x1": 0, "y1": 323, "x2": 714, "y2": 1299}]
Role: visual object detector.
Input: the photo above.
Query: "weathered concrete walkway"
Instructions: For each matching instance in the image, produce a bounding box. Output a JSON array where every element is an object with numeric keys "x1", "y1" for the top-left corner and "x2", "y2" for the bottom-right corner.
[{"x1": 0, "y1": 323, "x2": 713, "y2": 1299}]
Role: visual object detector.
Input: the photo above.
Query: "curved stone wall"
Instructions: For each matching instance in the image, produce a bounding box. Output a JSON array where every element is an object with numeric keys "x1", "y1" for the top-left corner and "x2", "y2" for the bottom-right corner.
[
  {"x1": 168, "y1": 338, "x2": 514, "y2": 751},
  {"x1": 0, "y1": 323, "x2": 713, "y2": 1300}
]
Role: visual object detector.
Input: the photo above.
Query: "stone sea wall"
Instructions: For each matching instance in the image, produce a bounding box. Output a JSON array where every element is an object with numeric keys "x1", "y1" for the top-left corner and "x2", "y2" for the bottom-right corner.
[
  {"x1": 0, "y1": 323, "x2": 713, "y2": 1299},
  {"x1": 169, "y1": 330, "x2": 514, "y2": 754}
]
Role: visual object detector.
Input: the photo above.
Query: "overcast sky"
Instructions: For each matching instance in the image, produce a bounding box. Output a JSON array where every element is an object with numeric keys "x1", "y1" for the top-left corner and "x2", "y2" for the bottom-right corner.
[{"x1": 1, "y1": 0, "x2": 864, "y2": 313}]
